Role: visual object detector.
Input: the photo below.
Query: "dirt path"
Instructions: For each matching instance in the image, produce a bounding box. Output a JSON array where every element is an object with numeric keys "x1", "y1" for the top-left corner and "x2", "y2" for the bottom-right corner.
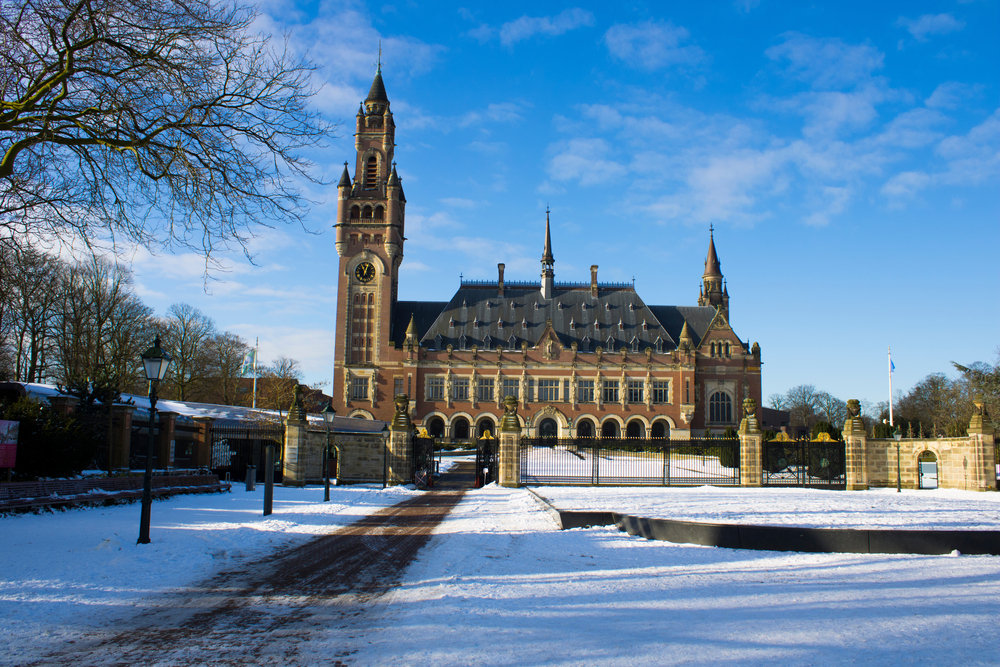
[{"x1": 28, "y1": 477, "x2": 471, "y2": 667}]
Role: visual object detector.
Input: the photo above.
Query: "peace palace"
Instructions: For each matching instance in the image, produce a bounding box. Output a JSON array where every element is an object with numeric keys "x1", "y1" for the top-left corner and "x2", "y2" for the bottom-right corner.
[{"x1": 331, "y1": 67, "x2": 763, "y2": 441}]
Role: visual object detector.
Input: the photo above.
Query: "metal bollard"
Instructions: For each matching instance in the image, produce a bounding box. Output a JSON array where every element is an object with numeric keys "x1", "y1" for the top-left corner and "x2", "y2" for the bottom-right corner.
[
  {"x1": 263, "y1": 445, "x2": 274, "y2": 517},
  {"x1": 245, "y1": 464, "x2": 256, "y2": 491}
]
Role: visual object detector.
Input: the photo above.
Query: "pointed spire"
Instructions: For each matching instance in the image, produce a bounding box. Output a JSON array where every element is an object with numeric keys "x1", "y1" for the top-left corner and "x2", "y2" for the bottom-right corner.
[
  {"x1": 405, "y1": 314, "x2": 417, "y2": 338},
  {"x1": 387, "y1": 163, "x2": 399, "y2": 187},
  {"x1": 541, "y1": 207, "x2": 554, "y2": 266},
  {"x1": 679, "y1": 320, "x2": 694, "y2": 344},
  {"x1": 338, "y1": 161, "x2": 351, "y2": 188},
  {"x1": 704, "y1": 224, "x2": 722, "y2": 277}
]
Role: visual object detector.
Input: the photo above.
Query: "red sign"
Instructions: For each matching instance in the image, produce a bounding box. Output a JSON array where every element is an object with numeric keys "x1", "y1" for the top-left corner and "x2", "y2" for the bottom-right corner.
[{"x1": 0, "y1": 420, "x2": 18, "y2": 468}]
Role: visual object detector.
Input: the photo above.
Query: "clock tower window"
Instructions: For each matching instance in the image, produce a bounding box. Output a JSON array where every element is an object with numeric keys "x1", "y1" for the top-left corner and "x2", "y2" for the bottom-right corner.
[{"x1": 365, "y1": 156, "x2": 378, "y2": 189}]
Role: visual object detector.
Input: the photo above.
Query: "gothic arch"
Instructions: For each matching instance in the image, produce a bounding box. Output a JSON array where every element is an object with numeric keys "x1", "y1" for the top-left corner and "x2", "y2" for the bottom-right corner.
[
  {"x1": 473, "y1": 413, "x2": 498, "y2": 438},
  {"x1": 448, "y1": 411, "x2": 475, "y2": 439},
  {"x1": 599, "y1": 414, "x2": 624, "y2": 438},
  {"x1": 346, "y1": 409, "x2": 374, "y2": 419},
  {"x1": 527, "y1": 407, "x2": 570, "y2": 430}
]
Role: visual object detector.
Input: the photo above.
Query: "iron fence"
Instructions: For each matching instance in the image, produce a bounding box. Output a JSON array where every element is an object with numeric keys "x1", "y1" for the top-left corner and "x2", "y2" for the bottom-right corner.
[
  {"x1": 762, "y1": 439, "x2": 846, "y2": 488},
  {"x1": 210, "y1": 420, "x2": 284, "y2": 483},
  {"x1": 520, "y1": 438, "x2": 740, "y2": 486},
  {"x1": 412, "y1": 435, "x2": 436, "y2": 487}
]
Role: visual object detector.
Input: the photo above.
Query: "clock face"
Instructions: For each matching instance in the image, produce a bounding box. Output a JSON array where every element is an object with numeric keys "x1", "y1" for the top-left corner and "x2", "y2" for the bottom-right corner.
[{"x1": 355, "y1": 262, "x2": 376, "y2": 283}]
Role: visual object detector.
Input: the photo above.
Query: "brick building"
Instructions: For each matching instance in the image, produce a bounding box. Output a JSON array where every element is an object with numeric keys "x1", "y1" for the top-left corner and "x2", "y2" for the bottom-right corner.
[{"x1": 331, "y1": 68, "x2": 763, "y2": 440}]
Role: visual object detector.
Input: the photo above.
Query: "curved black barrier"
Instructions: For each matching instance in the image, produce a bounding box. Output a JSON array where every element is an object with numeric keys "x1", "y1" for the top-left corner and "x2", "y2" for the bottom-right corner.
[{"x1": 557, "y1": 510, "x2": 1000, "y2": 556}]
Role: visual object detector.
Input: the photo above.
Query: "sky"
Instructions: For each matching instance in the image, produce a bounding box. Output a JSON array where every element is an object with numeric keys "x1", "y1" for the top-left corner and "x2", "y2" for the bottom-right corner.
[{"x1": 122, "y1": 0, "x2": 998, "y2": 409}]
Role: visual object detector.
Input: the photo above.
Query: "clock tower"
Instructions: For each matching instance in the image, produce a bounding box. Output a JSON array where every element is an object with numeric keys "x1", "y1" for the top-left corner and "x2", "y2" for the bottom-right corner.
[{"x1": 333, "y1": 61, "x2": 405, "y2": 410}]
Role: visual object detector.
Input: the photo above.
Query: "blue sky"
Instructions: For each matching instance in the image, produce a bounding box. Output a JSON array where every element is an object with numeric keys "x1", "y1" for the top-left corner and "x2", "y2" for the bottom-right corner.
[{"x1": 127, "y1": 0, "x2": 999, "y2": 408}]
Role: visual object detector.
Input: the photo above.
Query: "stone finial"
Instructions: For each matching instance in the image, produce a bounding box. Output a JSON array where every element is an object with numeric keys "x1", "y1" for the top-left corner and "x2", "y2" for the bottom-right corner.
[
  {"x1": 738, "y1": 397, "x2": 760, "y2": 434},
  {"x1": 843, "y1": 398, "x2": 865, "y2": 435},
  {"x1": 391, "y1": 393, "x2": 412, "y2": 430},
  {"x1": 287, "y1": 383, "x2": 306, "y2": 423},
  {"x1": 500, "y1": 395, "x2": 520, "y2": 433},
  {"x1": 969, "y1": 394, "x2": 994, "y2": 435}
]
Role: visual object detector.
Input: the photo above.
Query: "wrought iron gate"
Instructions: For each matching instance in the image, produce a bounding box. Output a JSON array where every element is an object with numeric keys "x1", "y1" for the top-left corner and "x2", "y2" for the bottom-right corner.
[
  {"x1": 520, "y1": 438, "x2": 740, "y2": 486},
  {"x1": 475, "y1": 434, "x2": 498, "y2": 487},
  {"x1": 412, "y1": 435, "x2": 436, "y2": 487},
  {"x1": 210, "y1": 420, "x2": 285, "y2": 483},
  {"x1": 762, "y1": 437, "x2": 845, "y2": 488}
]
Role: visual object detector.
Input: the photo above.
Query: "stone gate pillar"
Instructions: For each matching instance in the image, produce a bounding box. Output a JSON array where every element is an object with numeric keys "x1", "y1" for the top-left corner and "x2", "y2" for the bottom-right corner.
[
  {"x1": 498, "y1": 395, "x2": 522, "y2": 488},
  {"x1": 156, "y1": 411, "x2": 178, "y2": 470},
  {"x1": 967, "y1": 396, "x2": 996, "y2": 492},
  {"x1": 843, "y1": 399, "x2": 868, "y2": 490},
  {"x1": 387, "y1": 394, "x2": 413, "y2": 485},
  {"x1": 738, "y1": 398, "x2": 762, "y2": 487},
  {"x1": 191, "y1": 416, "x2": 214, "y2": 469},
  {"x1": 283, "y1": 384, "x2": 311, "y2": 486}
]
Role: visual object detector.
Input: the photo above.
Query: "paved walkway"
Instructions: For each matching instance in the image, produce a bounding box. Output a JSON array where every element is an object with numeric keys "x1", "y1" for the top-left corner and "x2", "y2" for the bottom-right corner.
[{"x1": 29, "y1": 467, "x2": 475, "y2": 666}]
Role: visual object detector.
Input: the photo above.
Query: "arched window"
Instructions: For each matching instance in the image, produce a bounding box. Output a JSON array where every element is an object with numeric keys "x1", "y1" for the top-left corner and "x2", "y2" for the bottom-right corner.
[
  {"x1": 374, "y1": 205, "x2": 384, "y2": 220},
  {"x1": 476, "y1": 419, "x2": 495, "y2": 438},
  {"x1": 601, "y1": 421, "x2": 619, "y2": 438},
  {"x1": 709, "y1": 391, "x2": 732, "y2": 423},
  {"x1": 651, "y1": 421, "x2": 669, "y2": 439},
  {"x1": 710, "y1": 342, "x2": 716, "y2": 357},
  {"x1": 350, "y1": 205, "x2": 360, "y2": 219},
  {"x1": 576, "y1": 420, "x2": 594, "y2": 438},
  {"x1": 539, "y1": 418, "x2": 558, "y2": 439},
  {"x1": 365, "y1": 156, "x2": 378, "y2": 189},
  {"x1": 362, "y1": 205, "x2": 373, "y2": 219},
  {"x1": 428, "y1": 417, "x2": 444, "y2": 438},
  {"x1": 452, "y1": 418, "x2": 470, "y2": 440},
  {"x1": 724, "y1": 342, "x2": 730, "y2": 357},
  {"x1": 626, "y1": 421, "x2": 643, "y2": 438}
]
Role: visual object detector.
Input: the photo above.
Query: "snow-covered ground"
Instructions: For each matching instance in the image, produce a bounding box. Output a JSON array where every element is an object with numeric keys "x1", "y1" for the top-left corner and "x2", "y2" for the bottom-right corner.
[
  {"x1": 535, "y1": 485, "x2": 1000, "y2": 530},
  {"x1": 3, "y1": 483, "x2": 1000, "y2": 666}
]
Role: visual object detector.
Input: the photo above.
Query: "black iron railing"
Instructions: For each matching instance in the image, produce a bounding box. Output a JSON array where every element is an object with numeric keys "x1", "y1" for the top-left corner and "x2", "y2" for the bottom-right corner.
[
  {"x1": 412, "y1": 435, "x2": 436, "y2": 488},
  {"x1": 209, "y1": 420, "x2": 285, "y2": 483},
  {"x1": 762, "y1": 439, "x2": 846, "y2": 488},
  {"x1": 520, "y1": 438, "x2": 740, "y2": 486}
]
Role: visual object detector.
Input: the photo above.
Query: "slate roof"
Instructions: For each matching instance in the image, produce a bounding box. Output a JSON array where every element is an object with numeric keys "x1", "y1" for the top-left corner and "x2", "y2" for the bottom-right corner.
[
  {"x1": 366, "y1": 72, "x2": 388, "y2": 103},
  {"x1": 393, "y1": 284, "x2": 731, "y2": 353}
]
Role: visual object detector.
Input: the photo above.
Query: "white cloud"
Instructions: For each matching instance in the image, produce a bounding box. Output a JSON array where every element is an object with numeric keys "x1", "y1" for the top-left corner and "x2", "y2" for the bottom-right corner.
[
  {"x1": 896, "y1": 14, "x2": 965, "y2": 41},
  {"x1": 498, "y1": 9, "x2": 595, "y2": 47},
  {"x1": 440, "y1": 198, "x2": 477, "y2": 208},
  {"x1": 925, "y1": 82, "x2": 978, "y2": 109},
  {"x1": 604, "y1": 20, "x2": 705, "y2": 70},
  {"x1": 734, "y1": 0, "x2": 761, "y2": 12},
  {"x1": 881, "y1": 171, "x2": 932, "y2": 198},
  {"x1": 546, "y1": 138, "x2": 628, "y2": 186},
  {"x1": 766, "y1": 33, "x2": 884, "y2": 90}
]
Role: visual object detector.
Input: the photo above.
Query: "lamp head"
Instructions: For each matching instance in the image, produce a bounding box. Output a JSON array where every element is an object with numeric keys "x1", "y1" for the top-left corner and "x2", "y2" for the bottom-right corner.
[
  {"x1": 381, "y1": 424, "x2": 390, "y2": 439},
  {"x1": 893, "y1": 427, "x2": 901, "y2": 442},
  {"x1": 141, "y1": 336, "x2": 172, "y2": 382},
  {"x1": 321, "y1": 404, "x2": 336, "y2": 424}
]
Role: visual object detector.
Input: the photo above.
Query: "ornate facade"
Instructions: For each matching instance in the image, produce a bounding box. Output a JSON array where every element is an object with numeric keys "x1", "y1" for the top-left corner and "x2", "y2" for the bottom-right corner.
[{"x1": 331, "y1": 69, "x2": 762, "y2": 439}]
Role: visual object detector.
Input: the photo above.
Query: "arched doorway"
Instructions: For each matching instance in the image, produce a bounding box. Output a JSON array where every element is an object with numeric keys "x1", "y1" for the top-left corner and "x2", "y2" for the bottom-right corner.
[
  {"x1": 651, "y1": 420, "x2": 670, "y2": 439},
  {"x1": 576, "y1": 419, "x2": 595, "y2": 438},
  {"x1": 476, "y1": 419, "x2": 495, "y2": 438},
  {"x1": 626, "y1": 420, "x2": 644, "y2": 439},
  {"x1": 452, "y1": 417, "x2": 470, "y2": 440},
  {"x1": 601, "y1": 420, "x2": 619, "y2": 438},
  {"x1": 918, "y1": 450, "x2": 938, "y2": 489},
  {"x1": 539, "y1": 418, "x2": 558, "y2": 439},
  {"x1": 427, "y1": 417, "x2": 445, "y2": 438}
]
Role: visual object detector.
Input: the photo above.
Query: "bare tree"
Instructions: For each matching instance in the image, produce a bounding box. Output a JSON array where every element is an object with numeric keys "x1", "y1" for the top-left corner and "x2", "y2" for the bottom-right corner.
[
  {"x1": 0, "y1": 0, "x2": 331, "y2": 261},
  {"x1": 204, "y1": 331, "x2": 249, "y2": 405},
  {"x1": 161, "y1": 303, "x2": 216, "y2": 401},
  {"x1": 256, "y1": 355, "x2": 300, "y2": 417},
  {"x1": 3, "y1": 247, "x2": 61, "y2": 382}
]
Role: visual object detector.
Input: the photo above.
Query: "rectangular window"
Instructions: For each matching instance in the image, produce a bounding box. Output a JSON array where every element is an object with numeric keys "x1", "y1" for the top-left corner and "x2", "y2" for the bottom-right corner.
[
  {"x1": 538, "y1": 379, "x2": 559, "y2": 402},
  {"x1": 563, "y1": 379, "x2": 570, "y2": 402},
  {"x1": 652, "y1": 381, "x2": 670, "y2": 404},
  {"x1": 426, "y1": 377, "x2": 445, "y2": 401},
  {"x1": 453, "y1": 378, "x2": 469, "y2": 401},
  {"x1": 526, "y1": 378, "x2": 534, "y2": 402},
  {"x1": 578, "y1": 380, "x2": 595, "y2": 403},
  {"x1": 502, "y1": 378, "x2": 519, "y2": 400},
  {"x1": 477, "y1": 378, "x2": 494, "y2": 402},
  {"x1": 628, "y1": 380, "x2": 644, "y2": 403},
  {"x1": 352, "y1": 376, "x2": 368, "y2": 400},
  {"x1": 394, "y1": 377, "x2": 404, "y2": 399},
  {"x1": 603, "y1": 380, "x2": 619, "y2": 403}
]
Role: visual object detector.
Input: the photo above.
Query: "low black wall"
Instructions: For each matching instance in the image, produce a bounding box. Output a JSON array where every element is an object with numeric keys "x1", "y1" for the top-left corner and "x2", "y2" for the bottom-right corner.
[{"x1": 557, "y1": 511, "x2": 1000, "y2": 556}]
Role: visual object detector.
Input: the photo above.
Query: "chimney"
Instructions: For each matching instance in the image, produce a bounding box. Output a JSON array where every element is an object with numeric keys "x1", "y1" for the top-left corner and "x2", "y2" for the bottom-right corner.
[
  {"x1": 590, "y1": 265, "x2": 599, "y2": 298},
  {"x1": 498, "y1": 263, "x2": 505, "y2": 297}
]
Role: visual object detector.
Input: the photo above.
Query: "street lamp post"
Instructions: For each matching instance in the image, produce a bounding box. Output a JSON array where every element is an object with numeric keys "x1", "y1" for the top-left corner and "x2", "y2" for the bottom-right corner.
[
  {"x1": 381, "y1": 423, "x2": 390, "y2": 489},
  {"x1": 893, "y1": 427, "x2": 902, "y2": 493},
  {"x1": 138, "y1": 337, "x2": 172, "y2": 545},
  {"x1": 321, "y1": 405, "x2": 336, "y2": 502}
]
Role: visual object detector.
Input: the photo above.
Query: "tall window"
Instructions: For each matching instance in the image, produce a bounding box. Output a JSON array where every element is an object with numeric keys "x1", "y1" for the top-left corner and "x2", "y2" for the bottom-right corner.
[
  {"x1": 426, "y1": 377, "x2": 445, "y2": 401},
  {"x1": 351, "y1": 291, "x2": 376, "y2": 364},
  {"x1": 502, "y1": 378, "x2": 519, "y2": 400},
  {"x1": 602, "y1": 380, "x2": 619, "y2": 403},
  {"x1": 578, "y1": 380, "x2": 595, "y2": 403},
  {"x1": 394, "y1": 377, "x2": 404, "y2": 399},
  {"x1": 627, "y1": 380, "x2": 643, "y2": 403},
  {"x1": 351, "y1": 377, "x2": 368, "y2": 400},
  {"x1": 538, "y1": 379, "x2": 559, "y2": 402},
  {"x1": 652, "y1": 381, "x2": 670, "y2": 404},
  {"x1": 563, "y1": 379, "x2": 570, "y2": 402},
  {"x1": 477, "y1": 378, "x2": 494, "y2": 402},
  {"x1": 365, "y1": 155, "x2": 378, "y2": 189},
  {"x1": 453, "y1": 378, "x2": 469, "y2": 401},
  {"x1": 709, "y1": 391, "x2": 732, "y2": 423}
]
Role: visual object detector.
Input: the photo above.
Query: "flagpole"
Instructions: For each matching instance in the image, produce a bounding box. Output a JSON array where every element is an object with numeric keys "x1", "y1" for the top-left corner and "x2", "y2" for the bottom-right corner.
[
  {"x1": 888, "y1": 346, "x2": 894, "y2": 428},
  {"x1": 253, "y1": 337, "x2": 258, "y2": 410}
]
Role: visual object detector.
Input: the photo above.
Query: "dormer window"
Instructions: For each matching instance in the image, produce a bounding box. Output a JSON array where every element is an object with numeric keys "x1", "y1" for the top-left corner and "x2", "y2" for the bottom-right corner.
[
  {"x1": 642, "y1": 320, "x2": 648, "y2": 332},
  {"x1": 581, "y1": 335, "x2": 592, "y2": 352},
  {"x1": 484, "y1": 334, "x2": 492, "y2": 349},
  {"x1": 655, "y1": 337, "x2": 664, "y2": 353},
  {"x1": 605, "y1": 303, "x2": 610, "y2": 311},
  {"x1": 618, "y1": 318, "x2": 624, "y2": 331},
  {"x1": 606, "y1": 335, "x2": 615, "y2": 351},
  {"x1": 459, "y1": 334, "x2": 467, "y2": 351},
  {"x1": 631, "y1": 337, "x2": 640, "y2": 352},
  {"x1": 473, "y1": 317, "x2": 479, "y2": 329},
  {"x1": 508, "y1": 334, "x2": 517, "y2": 349},
  {"x1": 569, "y1": 317, "x2": 575, "y2": 330},
  {"x1": 628, "y1": 302, "x2": 635, "y2": 311},
  {"x1": 521, "y1": 317, "x2": 527, "y2": 328},
  {"x1": 434, "y1": 334, "x2": 442, "y2": 350},
  {"x1": 449, "y1": 317, "x2": 455, "y2": 329}
]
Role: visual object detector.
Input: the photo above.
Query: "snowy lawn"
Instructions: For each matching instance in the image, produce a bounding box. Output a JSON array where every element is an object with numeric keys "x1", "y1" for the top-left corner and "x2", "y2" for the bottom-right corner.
[
  {"x1": 352, "y1": 485, "x2": 1000, "y2": 666},
  {"x1": 534, "y1": 485, "x2": 1000, "y2": 530},
  {"x1": 0, "y1": 483, "x2": 419, "y2": 666}
]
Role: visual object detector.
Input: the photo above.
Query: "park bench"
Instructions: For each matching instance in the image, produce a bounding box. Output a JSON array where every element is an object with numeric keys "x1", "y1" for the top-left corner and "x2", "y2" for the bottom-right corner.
[{"x1": 0, "y1": 474, "x2": 231, "y2": 512}]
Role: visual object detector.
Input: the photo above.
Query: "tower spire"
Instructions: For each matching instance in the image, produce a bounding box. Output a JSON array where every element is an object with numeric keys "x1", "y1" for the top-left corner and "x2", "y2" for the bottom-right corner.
[
  {"x1": 375, "y1": 40, "x2": 383, "y2": 74},
  {"x1": 542, "y1": 206, "x2": 554, "y2": 266},
  {"x1": 540, "y1": 207, "x2": 555, "y2": 300}
]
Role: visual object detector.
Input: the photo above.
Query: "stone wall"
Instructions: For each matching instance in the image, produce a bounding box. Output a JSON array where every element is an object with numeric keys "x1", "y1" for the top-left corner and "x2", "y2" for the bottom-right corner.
[
  {"x1": 285, "y1": 427, "x2": 385, "y2": 485},
  {"x1": 866, "y1": 436, "x2": 996, "y2": 492}
]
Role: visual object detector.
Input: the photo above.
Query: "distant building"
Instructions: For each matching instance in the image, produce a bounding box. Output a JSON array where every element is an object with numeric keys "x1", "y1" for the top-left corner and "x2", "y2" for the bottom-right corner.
[
  {"x1": 760, "y1": 407, "x2": 791, "y2": 434},
  {"x1": 331, "y1": 68, "x2": 764, "y2": 439}
]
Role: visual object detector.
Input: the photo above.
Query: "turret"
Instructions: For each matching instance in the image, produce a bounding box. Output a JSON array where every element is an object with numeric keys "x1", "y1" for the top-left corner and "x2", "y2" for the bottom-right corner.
[{"x1": 697, "y1": 225, "x2": 728, "y2": 319}]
